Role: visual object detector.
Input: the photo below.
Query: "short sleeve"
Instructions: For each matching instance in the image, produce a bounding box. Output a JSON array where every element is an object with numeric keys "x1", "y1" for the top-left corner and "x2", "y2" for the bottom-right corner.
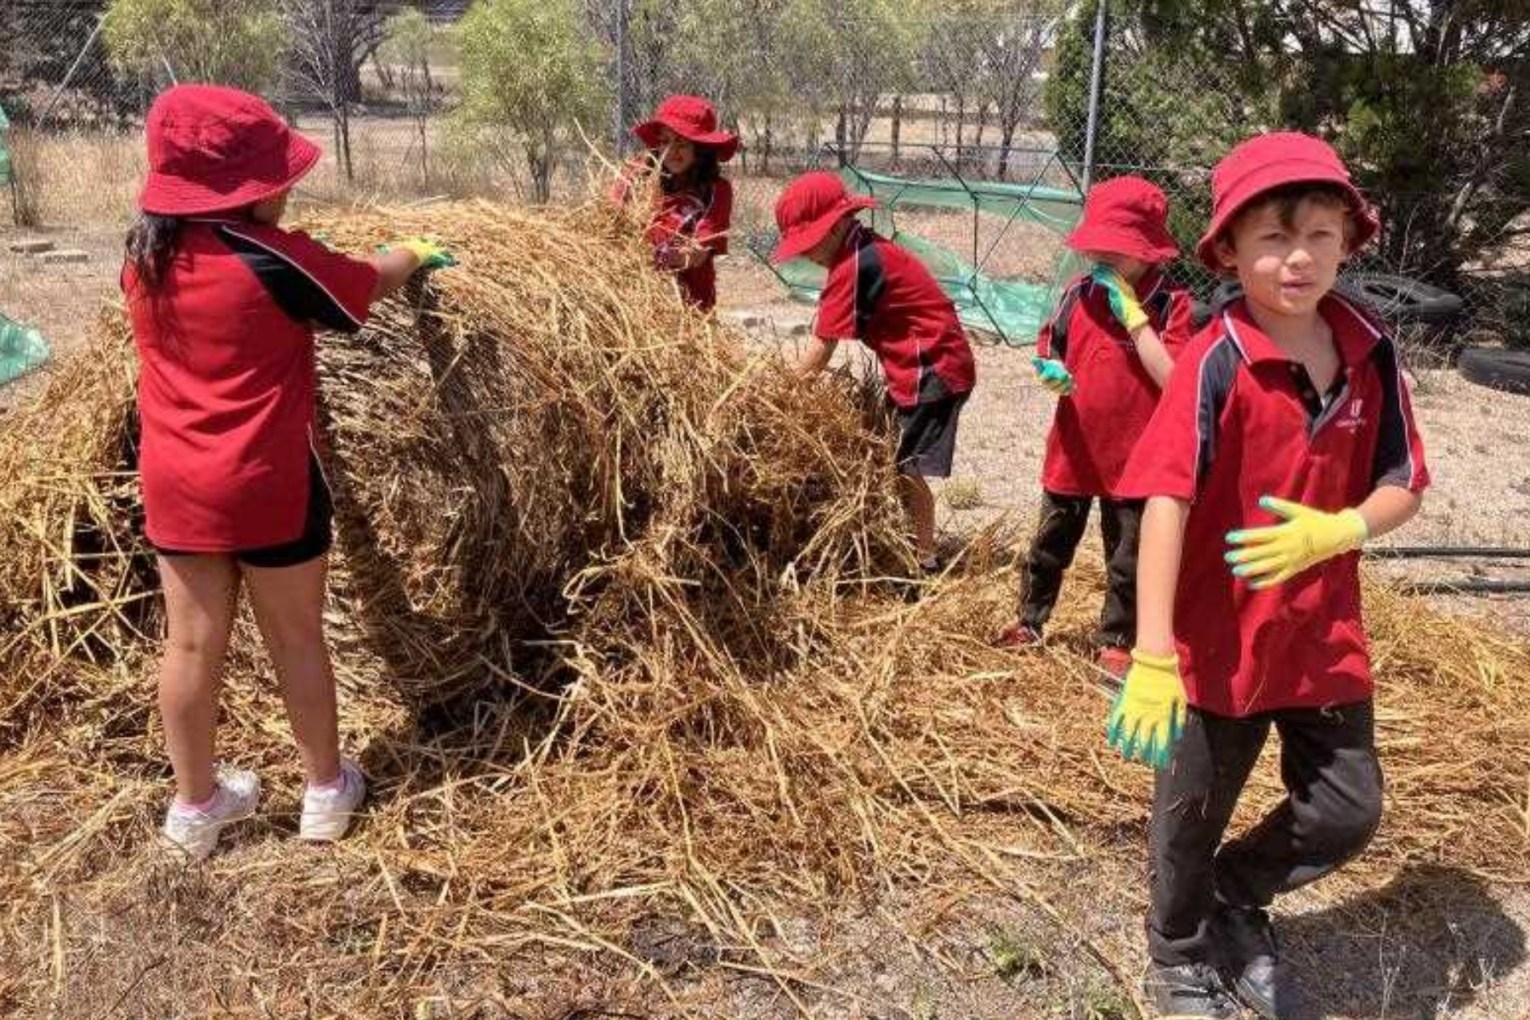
[
  {"x1": 697, "y1": 180, "x2": 732, "y2": 255},
  {"x1": 1369, "y1": 337, "x2": 1431, "y2": 492},
  {"x1": 1158, "y1": 289, "x2": 1195, "y2": 359},
  {"x1": 815, "y1": 251, "x2": 862, "y2": 341},
  {"x1": 1118, "y1": 334, "x2": 1242, "y2": 501},
  {"x1": 217, "y1": 224, "x2": 378, "y2": 334},
  {"x1": 1037, "y1": 278, "x2": 1084, "y2": 360}
]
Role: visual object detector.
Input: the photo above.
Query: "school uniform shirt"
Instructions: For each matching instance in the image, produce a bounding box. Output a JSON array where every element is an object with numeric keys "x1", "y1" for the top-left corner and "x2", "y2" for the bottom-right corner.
[
  {"x1": 613, "y1": 170, "x2": 732, "y2": 311},
  {"x1": 1118, "y1": 294, "x2": 1430, "y2": 717},
  {"x1": 124, "y1": 218, "x2": 378, "y2": 552},
  {"x1": 1036, "y1": 269, "x2": 1192, "y2": 497},
  {"x1": 815, "y1": 223, "x2": 976, "y2": 409}
]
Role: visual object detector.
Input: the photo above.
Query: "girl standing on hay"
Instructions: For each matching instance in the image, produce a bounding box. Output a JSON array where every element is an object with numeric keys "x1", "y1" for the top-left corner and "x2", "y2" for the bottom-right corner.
[
  {"x1": 773, "y1": 171, "x2": 976, "y2": 573},
  {"x1": 123, "y1": 85, "x2": 454, "y2": 861},
  {"x1": 612, "y1": 94, "x2": 736, "y2": 312},
  {"x1": 1112, "y1": 133, "x2": 1429, "y2": 1019}
]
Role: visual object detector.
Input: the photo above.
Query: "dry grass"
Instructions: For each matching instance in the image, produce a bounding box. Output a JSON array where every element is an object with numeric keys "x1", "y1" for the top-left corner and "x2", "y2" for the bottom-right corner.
[{"x1": 0, "y1": 199, "x2": 1526, "y2": 1018}]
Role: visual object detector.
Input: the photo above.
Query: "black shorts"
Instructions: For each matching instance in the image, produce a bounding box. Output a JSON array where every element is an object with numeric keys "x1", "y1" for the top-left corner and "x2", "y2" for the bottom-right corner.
[
  {"x1": 154, "y1": 456, "x2": 334, "y2": 569},
  {"x1": 894, "y1": 393, "x2": 968, "y2": 478}
]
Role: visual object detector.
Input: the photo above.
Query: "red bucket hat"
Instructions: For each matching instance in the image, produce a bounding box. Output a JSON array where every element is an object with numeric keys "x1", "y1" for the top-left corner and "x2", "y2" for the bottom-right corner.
[
  {"x1": 1196, "y1": 131, "x2": 1379, "y2": 272},
  {"x1": 1065, "y1": 175, "x2": 1179, "y2": 263},
  {"x1": 771, "y1": 171, "x2": 877, "y2": 263},
  {"x1": 139, "y1": 84, "x2": 321, "y2": 217},
  {"x1": 633, "y1": 95, "x2": 740, "y2": 162}
]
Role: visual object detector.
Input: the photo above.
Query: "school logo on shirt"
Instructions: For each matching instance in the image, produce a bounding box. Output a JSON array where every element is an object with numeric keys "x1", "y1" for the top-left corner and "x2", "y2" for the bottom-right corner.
[{"x1": 1338, "y1": 397, "x2": 1366, "y2": 431}]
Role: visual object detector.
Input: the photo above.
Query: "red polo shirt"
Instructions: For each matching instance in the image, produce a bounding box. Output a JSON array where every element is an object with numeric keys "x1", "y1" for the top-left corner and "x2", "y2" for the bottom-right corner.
[
  {"x1": 815, "y1": 224, "x2": 976, "y2": 408},
  {"x1": 612, "y1": 171, "x2": 732, "y2": 311},
  {"x1": 1037, "y1": 269, "x2": 1192, "y2": 497},
  {"x1": 1119, "y1": 294, "x2": 1430, "y2": 717},
  {"x1": 125, "y1": 219, "x2": 377, "y2": 552}
]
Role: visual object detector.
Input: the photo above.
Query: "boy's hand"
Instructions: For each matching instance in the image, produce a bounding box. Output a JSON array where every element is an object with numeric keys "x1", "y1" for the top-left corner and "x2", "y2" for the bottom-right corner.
[
  {"x1": 1106, "y1": 649, "x2": 1187, "y2": 769},
  {"x1": 1091, "y1": 264, "x2": 1149, "y2": 333},
  {"x1": 1031, "y1": 356, "x2": 1074, "y2": 395},
  {"x1": 392, "y1": 238, "x2": 458, "y2": 271},
  {"x1": 1224, "y1": 495, "x2": 1369, "y2": 589}
]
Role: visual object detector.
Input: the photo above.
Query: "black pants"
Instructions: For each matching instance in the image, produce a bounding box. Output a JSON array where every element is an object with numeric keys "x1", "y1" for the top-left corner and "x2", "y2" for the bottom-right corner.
[
  {"x1": 1148, "y1": 699, "x2": 1384, "y2": 966},
  {"x1": 1019, "y1": 491, "x2": 1142, "y2": 648}
]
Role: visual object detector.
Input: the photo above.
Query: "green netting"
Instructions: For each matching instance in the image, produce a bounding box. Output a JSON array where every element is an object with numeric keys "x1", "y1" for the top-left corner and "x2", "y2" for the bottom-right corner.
[
  {"x1": 1, "y1": 314, "x2": 51, "y2": 387},
  {"x1": 770, "y1": 165, "x2": 1085, "y2": 346}
]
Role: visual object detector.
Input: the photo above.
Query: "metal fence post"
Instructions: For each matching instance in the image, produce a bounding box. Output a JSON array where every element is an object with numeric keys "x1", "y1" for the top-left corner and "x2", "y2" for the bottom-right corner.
[
  {"x1": 612, "y1": 0, "x2": 629, "y2": 157},
  {"x1": 1080, "y1": 0, "x2": 1108, "y2": 192}
]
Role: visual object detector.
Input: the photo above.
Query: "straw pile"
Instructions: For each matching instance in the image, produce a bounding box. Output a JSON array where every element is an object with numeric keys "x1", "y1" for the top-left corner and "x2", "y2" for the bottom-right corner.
[{"x1": 0, "y1": 200, "x2": 1526, "y2": 1017}]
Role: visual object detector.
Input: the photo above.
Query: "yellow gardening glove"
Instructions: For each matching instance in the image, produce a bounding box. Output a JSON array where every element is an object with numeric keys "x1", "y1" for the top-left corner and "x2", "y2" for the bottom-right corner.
[
  {"x1": 1224, "y1": 495, "x2": 1369, "y2": 590},
  {"x1": 1106, "y1": 649, "x2": 1187, "y2": 769},
  {"x1": 1090, "y1": 264, "x2": 1150, "y2": 333},
  {"x1": 392, "y1": 237, "x2": 457, "y2": 270}
]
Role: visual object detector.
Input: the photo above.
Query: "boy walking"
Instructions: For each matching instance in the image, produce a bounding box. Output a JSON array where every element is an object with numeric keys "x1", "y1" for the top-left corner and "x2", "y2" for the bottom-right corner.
[
  {"x1": 997, "y1": 176, "x2": 1192, "y2": 677},
  {"x1": 1110, "y1": 133, "x2": 1429, "y2": 1017},
  {"x1": 774, "y1": 171, "x2": 976, "y2": 571}
]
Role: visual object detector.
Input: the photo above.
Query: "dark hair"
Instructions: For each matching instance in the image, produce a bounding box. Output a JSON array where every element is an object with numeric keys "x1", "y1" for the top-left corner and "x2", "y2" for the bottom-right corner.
[
  {"x1": 1230, "y1": 181, "x2": 1356, "y2": 236},
  {"x1": 125, "y1": 214, "x2": 185, "y2": 288},
  {"x1": 658, "y1": 144, "x2": 722, "y2": 194}
]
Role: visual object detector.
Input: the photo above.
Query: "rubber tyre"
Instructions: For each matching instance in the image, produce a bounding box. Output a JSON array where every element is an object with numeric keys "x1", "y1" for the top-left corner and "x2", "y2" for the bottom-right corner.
[
  {"x1": 1344, "y1": 273, "x2": 1463, "y2": 325},
  {"x1": 1458, "y1": 346, "x2": 1530, "y2": 396}
]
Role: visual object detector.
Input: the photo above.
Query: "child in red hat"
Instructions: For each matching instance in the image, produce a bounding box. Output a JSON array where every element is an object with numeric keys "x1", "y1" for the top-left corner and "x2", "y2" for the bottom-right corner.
[
  {"x1": 612, "y1": 94, "x2": 737, "y2": 311},
  {"x1": 123, "y1": 84, "x2": 455, "y2": 861},
  {"x1": 773, "y1": 171, "x2": 976, "y2": 571},
  {"x1": 996, "y1": 175, "x2": 1192, "y2": 677},
  {"x1": 1111, "y1": 133, "x2": 1428, "y2": 1018}
]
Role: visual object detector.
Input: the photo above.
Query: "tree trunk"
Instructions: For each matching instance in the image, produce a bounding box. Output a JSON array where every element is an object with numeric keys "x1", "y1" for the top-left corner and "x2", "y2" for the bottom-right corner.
[
  {"x1": 762, "y1": 114, "x2": 773, "y2": 175},
  {"x1": 998, "y1": 121, "x2": 1017, "y2": 181},
  {"x1": 835, "y1": 103, "x2": 847, "y2": 163},
  {"x1": 890, "y1": 94, "x2": 903, "y2": 163},
  {"x1": 954, "y1": 94, "x2": 965, "y2": 162}
]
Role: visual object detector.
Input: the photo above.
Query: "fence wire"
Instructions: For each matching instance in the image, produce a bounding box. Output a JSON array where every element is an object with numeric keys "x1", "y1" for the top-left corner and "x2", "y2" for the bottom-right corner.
[{"x1": 2, "y1": 0, "x2": 1526, "y2": 354}]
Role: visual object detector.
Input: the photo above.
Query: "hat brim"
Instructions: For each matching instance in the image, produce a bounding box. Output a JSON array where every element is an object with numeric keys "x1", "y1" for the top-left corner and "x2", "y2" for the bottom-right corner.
[
  {"x1": 1065, "y1": 222, "x2": 1179, "y2": 263},
  {"x1": 633, "y1": 119, "x2": 740, "y2": 162},
  {"x1": 139, "y1": 130, "x2": 321, "y2": 217},
  {"x1": 1195, "y1": 161, "x2": 1379, "y2": 272},
  {"x1": 771, "y1": 196, "x2": 877, "y2": 264}
]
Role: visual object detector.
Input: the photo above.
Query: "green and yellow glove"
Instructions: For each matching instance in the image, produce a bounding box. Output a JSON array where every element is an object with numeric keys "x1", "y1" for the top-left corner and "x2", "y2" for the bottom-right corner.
[
  {"x1": 1031, "y1": 356, "x2": 1074, "y2": 396},
  {"x1": 392, "y1": 237, "x2": 458, "y2": 271},
  {"x1": 1106, "y1": 649, "x2": 1187, "y2": 769},
  {"x1": 1224, "y1": 495, "x2": 1369, "y2": 590},
  {"x1": 1091, "y1": 264, "x2": 1149, "y2": 333}
]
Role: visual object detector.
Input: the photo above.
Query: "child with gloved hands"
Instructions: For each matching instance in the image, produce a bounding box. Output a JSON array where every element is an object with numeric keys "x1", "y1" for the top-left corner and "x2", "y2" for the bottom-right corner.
[
  {"x1": 1111, "y1": 133, "x2": 1429, "y2": 1019},
  {"x1": 998, "y1": 176, "x2": 1191, "y2": 679},
  {"x1": 124, "y1": 85, "x2": 456, "y2": 864}
]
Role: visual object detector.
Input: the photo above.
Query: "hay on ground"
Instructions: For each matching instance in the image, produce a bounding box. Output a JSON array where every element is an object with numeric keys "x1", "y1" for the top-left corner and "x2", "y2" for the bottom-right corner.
[{"x1": 0, "y1": 200, "x2": 1525, "y2": 1018}]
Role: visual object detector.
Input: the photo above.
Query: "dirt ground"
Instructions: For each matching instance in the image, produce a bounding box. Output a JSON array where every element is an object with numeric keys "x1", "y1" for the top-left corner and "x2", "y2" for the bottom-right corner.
[{"x1": 4, "y1": 202, "x2": 1530, "y2": 1019}]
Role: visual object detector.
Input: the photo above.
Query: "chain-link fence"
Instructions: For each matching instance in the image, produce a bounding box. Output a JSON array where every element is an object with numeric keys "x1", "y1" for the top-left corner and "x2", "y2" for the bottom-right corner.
[{"x1": 3, "y1": 0, "x2": 1527, "y2": 355}]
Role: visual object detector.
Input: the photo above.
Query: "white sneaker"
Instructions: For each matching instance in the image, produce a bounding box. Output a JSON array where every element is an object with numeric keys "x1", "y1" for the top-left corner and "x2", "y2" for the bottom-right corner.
[
  {"x1": 161, "y1": 767, "x2": 261, "y2": 862},
  {"x1": 298, "y1": 758, "x2": 366, "y2": 842}
]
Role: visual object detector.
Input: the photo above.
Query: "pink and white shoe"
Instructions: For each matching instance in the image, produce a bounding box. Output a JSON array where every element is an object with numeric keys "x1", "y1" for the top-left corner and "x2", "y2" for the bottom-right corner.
[
  {"x1": 298, "y1": 758, "x2": 367, "y2": 842},
  {"x1": 161, "y1": 767, "x2": 261, "y2": 862}
]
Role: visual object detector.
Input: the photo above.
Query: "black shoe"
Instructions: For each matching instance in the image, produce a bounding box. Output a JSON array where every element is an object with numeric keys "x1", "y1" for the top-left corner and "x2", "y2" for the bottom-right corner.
[
  {"x1": 1216, "y1": 904, "x2": 1304, "y2": 1019},
  {"x1": 1142, "y1": 961, "x2": 1237, "y2": 1018}
]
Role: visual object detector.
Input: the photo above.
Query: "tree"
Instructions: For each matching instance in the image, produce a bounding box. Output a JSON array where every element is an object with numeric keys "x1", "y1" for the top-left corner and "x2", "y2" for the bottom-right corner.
[
  {"x1": 103, "y1": 0, "x2": 288, "y2": 92},
  {"x1": 281, "y1": 1, "x2": 392, "y2": 183},
  {"x1": 1047, "y1": 0, "x2": 1530, "y2": 293},
  {"x1": 379, "y1": 8, "x2": 440, "y2": 182},
  {"x1": 785, "y1": 0, "x2": 923, "y2": 165},
  {"x1": 974, "y1": 0, "x2": 1063, "y2": 180},
  {"x1": 453, "y1": 0, "x2": 607, "y2": 202}
]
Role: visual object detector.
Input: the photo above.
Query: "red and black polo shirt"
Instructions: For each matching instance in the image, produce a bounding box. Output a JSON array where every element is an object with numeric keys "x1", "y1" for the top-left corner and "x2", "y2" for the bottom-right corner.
[
  {"x1": 124, "y1": 219, "x2": 378, "y2": 553},
  {"x1": 815, "y1": 223, "x2": 976, "y2": 409},
  {"x1": 1119, "y1": 294, "x2": 1430, "y2": 717},
  {"x1": 612, "y1": 170, "x2": 732, "y2": 311},
  {"x1": 1036, "y1": 268, "x2": 1193, "y2": 497}
]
